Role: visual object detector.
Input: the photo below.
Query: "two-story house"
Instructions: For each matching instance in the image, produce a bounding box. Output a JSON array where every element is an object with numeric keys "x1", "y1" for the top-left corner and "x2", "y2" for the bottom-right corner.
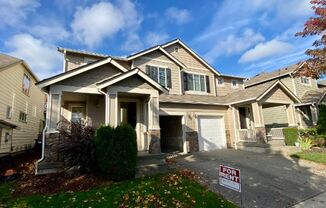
[
  {"x1": 36, "y1": 39, "x2": 302, "y2": 174},
  {"x1": 0, "y1": 54, "x2": 45, "y2": 155},
  {"x1": 245, "y1": 62, "x2": 326, "y2": 129}
]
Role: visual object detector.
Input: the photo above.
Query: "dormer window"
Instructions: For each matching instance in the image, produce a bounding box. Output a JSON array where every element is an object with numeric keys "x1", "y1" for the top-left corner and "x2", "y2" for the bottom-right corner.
[
  {"x1": 231, "y1": 80, "x2": 238, "y2": 88},
  {"x1": 300, "y1": 77, "x2": 310, "y2": 85},
  {"x1": 217, "y1": 78, "x2": 224, "y2": 86},
  {"x1": 145, "y1": 65, "x2": 171, "y2": 88}
]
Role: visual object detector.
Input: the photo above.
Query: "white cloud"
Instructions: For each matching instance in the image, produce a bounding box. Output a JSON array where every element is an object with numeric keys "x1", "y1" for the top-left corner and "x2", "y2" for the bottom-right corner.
[
  {"x1": 204, "y1": 28, "x2": 265, "y2": 63},
  {"x1": 0, "y1": 0, "x2": 40, "y2": 27},
  {"x1": 5, "y1": 33, "x2": 62, "y2": 79},
  {"x1": 29, "y1": 24, "x2": 70, "y2": 41},
  {"x1": 71, "y1": 0, "x2": 142, "y2": 48},
  {"x1": 121, "y1": 34, "x2": 144, "y2": 52},
  {"x1": 145, "y1": 32, "x2": 169, "y2": 46},
  {"x1": 165, "y1": 7, "x2": 191, "y2": 25},
  {"x1": 239, "y1": 39, "x2": 293, "y2": 63}
]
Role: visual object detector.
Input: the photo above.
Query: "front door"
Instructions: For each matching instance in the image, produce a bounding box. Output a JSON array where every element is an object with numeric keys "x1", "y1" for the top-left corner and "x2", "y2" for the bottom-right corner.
[{"x1": 120, "y1": 102, "x2": 137, "y2": 128}]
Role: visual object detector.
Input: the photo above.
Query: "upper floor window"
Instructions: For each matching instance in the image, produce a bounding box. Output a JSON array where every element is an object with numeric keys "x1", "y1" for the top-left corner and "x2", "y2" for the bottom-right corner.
[
  {"x1": 19, "y1": 111, "x2": 27, "y2": 123},
  {"x1": 183, "y1": 72, "x2": 210, "y2": 93},
  {"x1": 300, "y1": 77, "x2": 310, "y2": 85},
  {"x1": 22, "y1": 74, "x2": 31, "y2": 96},
  {"x1": 231, "y1": 80, "x2": 238, "y2": 88},
  {"x1": 217, "y1": 78, "x2": 224, "y2": 86},
  {"x1": 145, "y1": 65, "x2": 171, "y2": 88},
  {"x1": 6, "y1": 106, "x2": 12, "y2": 119}
]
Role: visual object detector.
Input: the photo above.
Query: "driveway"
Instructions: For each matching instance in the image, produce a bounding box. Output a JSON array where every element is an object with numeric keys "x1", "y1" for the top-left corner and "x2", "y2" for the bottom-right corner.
[{"x1": 172, "y1": 149, "x2": 326, "y2": 208}]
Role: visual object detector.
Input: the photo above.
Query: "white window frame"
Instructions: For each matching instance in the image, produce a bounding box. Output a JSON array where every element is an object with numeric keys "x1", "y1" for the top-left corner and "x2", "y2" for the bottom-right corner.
[
  {"x1": 300, "y1": 77, "x2": 311, "y2": 86},
  {"x1": 22, "y1": 74, "x2": 31, "y2": 96},
  {"x1": 6, "y1": 105, "x2": 12, "y2": 119},
  {"x1": 147, "y1": 65, "x2": 169, "y2": 88},
  {"x1": 19, "y1": 111, "x2": 27, "y2": 123},
  {"x1": 216, "y1": 77, "x2": 224, "y2": 87},
  {"x1": 186, "y1": 72, "x2": 207, "y2": 93},
  {"x1": 70, "y1": 105, "x2": 86, "y2": 123},
  {"x1": 231, "y1": 79, "x2": 239, "y2": 88}
]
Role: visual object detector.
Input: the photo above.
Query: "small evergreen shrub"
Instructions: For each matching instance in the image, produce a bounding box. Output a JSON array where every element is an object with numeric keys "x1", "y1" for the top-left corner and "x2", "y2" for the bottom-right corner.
[
  {"x1": 283, "y1": 127, "x2": 298, "y2": 146},
  {"x1": 95, "y1": 125, "x2": 114, "y2": 173},
  {"x1": 58, "y1": 122, "x2": 97, "y2": 174},
  {"x1": 317, "y1": 105, "x2": 326, "y2": 135},
  {"x1": 95, "y1": 124, "x2": 137, "y2": 181}
]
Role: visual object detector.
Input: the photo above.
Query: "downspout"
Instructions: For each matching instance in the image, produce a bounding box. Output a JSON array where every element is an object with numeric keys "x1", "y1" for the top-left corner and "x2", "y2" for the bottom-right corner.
[
  {"x1": 229, "y1": 104, "x2": 238, "y2": 149},
  {"x1": 35, "y1": 92, "x2": 50, "y2": 174}
]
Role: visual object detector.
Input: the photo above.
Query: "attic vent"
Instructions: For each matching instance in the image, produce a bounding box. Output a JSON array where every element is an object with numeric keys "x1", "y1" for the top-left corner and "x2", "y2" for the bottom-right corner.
[{"x1": 175, "y1": 46, "x2": 179, "y2": 52}]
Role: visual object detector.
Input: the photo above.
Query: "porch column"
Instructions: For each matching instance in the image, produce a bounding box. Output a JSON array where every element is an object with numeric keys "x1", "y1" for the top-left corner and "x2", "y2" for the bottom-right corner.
[
  {"x1": 251, "y1": 102, "x2": 266, "y2": 142},
  {"x1": 148, "y1": 95, "x2": 161, "y2": 154},
  {"x1": 310, "y1": 105, "x2": 318, "y2": 126},
  {"x1": 48, "y1": 93, "x2": 62, "y2": 130},
  {"x1": 286, "y1": 104, "x2": 296, "y2": 127},
  {"x1": 107, "y1": 93, "x2": 118, "y2": 127}
]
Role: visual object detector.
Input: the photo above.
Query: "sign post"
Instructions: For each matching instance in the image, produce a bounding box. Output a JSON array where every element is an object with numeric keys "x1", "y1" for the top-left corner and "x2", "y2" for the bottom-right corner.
[{"x1": 219, "y1": 165, "x2": 242, "y2": 206}]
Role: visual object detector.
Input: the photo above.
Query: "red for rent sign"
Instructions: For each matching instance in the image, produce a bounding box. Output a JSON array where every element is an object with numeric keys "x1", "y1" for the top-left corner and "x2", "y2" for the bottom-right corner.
[{"x1": 219, "y1": 165, "x2": 241, "y2": 192}]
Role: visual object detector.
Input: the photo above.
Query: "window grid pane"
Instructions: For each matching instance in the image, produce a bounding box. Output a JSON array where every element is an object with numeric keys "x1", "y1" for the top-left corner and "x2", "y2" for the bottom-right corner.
[
  {"x1": 158, "y1": 68, "x2": 166, "y2": 87},
  {"x1": 200, "y1": 75, "x2": 205, "y2": 92},
  {"x1": 194, "y1": 74, "x2": 200, "y2": 91}
]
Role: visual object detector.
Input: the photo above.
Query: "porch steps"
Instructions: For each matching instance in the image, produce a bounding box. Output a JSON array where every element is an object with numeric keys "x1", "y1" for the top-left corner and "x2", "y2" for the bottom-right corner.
[
  {"x1": 236, "y1": 142, "x2": 270, "y2": 153},
  {"x1": 267, "y1": 139, "x2": 286, "y2": 147},
  {"x1": 236, "y1": 141, "x2": 300, "y2": 155},
  {"x1": 36, "y1": 161, "x2": 63, "y2": 175}
]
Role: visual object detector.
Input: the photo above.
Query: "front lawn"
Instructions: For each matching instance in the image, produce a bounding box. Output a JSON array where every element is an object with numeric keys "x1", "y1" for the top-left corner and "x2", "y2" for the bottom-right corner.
[
  {"x1": 291, "y1": 151, "x2": 326, "y2": 164},
  {"x1": 0, "y1": 171, "x2": 236, "y2": 208}
]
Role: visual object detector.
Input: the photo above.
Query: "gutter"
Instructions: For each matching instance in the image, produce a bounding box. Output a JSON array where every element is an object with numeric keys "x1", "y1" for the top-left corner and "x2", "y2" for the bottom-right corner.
[{"x1": 35, "y1": 93, "x2": 50, "y2": 174}]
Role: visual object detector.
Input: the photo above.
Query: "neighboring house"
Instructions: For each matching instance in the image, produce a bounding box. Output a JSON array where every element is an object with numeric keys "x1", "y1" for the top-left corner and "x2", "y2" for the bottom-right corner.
[
  {"x1": 245, "y1": 62, "x2": 326, "y2": 129},
  {"x1": 36, "y1": 39, "x2": 302, "y2": 174},
  {"x1": 0, "y1": 54, "x2": 45, "y2": 155}
]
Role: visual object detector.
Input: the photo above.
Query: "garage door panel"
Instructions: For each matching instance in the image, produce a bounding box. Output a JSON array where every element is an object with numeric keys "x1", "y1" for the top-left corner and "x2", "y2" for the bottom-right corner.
[{"x1": 198, "y1": 116, "x2": 227, "y2": 151}]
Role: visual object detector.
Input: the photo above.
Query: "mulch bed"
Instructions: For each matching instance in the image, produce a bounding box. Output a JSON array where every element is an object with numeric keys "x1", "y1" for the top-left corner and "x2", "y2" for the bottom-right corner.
[
  {"x1": 311, "y1": 147, "x2": 326, "y2": 152},
  {"x1": 1, "y1": 150, "x2": 110, "y2": 197},
  {"x1": 13, "y1": 173, "x2": 109, "y2": 197}
]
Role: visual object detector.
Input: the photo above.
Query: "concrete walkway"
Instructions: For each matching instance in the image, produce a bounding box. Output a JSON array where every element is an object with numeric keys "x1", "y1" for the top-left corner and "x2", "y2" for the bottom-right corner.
[
  {"x1": 172, "y1": 149, "x2": 326, "y2": 208},
  {"x1": 292, "y1": 191, "x2": 326, "y2": 208}
]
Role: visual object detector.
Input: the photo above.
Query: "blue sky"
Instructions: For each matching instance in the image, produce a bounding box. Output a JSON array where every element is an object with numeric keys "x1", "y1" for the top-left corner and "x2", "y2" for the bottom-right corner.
[{"x1": 0, "y1": 0, "x2": 317, "y2": 79}]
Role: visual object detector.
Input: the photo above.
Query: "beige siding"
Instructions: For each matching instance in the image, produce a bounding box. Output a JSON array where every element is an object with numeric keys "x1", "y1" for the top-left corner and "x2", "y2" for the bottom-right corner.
[
  {"x1": 57, "y1": 64, "x2": 121, "y2": 88},
  {"x1": 164, "y1": 43, "x2": 209, "y2": 70},
  {"x1": 262, "y1": 105, "x2": 288, "y2": 126},
  {"x1": 261, "y1": 86, "x2": 293, "y2": 103},
  {"x1": 133, "y1": 51, "x2": 181, "y2": 95},
  {"x1": 65, "y1": 53, "x2": 101, "y2": 71},
  {"x1": 216, "y1": 77, "x2": 244, "y2": 96},
  {"x1": 280, "y1": 77, "x2": 294, "y2": 92},
  {"x1": 294, "y1": 77, "x2": 318, "y2": 98},
  {"x1": 0, "y1": 63, "x2": 45, "y2": 153},
  {"x1": 112, "y1": 76, "x2": 156, "y2": 90}
]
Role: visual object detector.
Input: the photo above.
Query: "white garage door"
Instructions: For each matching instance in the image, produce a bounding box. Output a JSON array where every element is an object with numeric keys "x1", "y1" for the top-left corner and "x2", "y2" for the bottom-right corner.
[{"x1": 198, "y1": 116, "x2": 227, "y2": 151}]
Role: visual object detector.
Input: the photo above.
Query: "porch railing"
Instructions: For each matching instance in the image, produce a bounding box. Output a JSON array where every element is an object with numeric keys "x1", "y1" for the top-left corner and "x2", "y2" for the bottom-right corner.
[{"x1": 238, "y1": 129, "x2": 257, "y2": 142}]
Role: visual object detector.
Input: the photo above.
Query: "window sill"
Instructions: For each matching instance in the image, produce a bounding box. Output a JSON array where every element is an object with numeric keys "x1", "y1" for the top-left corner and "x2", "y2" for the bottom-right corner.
[{"x1": 185, "y1": 91, "x2": 209, "y2": 95}]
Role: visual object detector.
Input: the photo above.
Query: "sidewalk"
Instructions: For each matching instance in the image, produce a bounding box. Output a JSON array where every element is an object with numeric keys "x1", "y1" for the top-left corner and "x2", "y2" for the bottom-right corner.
[{"x1": 292, "y1": 191, "x2": 326, "y2": 208}]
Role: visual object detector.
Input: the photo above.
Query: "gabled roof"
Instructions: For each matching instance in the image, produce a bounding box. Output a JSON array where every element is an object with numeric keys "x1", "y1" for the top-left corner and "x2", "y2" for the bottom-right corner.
[
  {"x1": 37, "y1": 57, "x2": 129, "y2": 88},
  {"x1": 301, "y1": 88, "x2": 326, "y2": 104},
  {"x1": 96, "y1": 68, "x2": 168, "y2": 93},
  {"x1": 127, "y1": 45, "x2": 187, "y2": 68},
  {"x1": 161, "y1": 39, "x2": 221, "y2": 76},
  {"x1": 227, "y1": 80, "x2": 301, "y2": 105},
  {"x1": 0, "y1": 53, "x2": 39, "y2": 81},
  {"x1": 245, "y1": 62, "x2": 306, "y2": 87}
]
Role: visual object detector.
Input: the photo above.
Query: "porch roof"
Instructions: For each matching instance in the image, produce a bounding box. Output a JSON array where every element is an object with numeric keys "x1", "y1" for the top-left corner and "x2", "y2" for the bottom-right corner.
[
  {"x1": 159, "y1": 93, "x2": 227, "y2": 105},
  {"x1": 226, "y1": 80, "x2": 301, "y2": 105},
  {"x1": 0, "y1": 119, "x2": 18, "y2": 129},
  {"x1": 301, "y1": 88, "x2": 326, "y2": 104}
]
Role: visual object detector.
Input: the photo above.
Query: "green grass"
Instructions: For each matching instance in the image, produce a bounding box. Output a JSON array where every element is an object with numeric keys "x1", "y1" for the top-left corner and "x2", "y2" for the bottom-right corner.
[
  {"x1": 292, "y1": 151, "x2": 326, "y2": 164},
  {"x1": 0, "y1": 172, "x2": 236, "y2": 208}
]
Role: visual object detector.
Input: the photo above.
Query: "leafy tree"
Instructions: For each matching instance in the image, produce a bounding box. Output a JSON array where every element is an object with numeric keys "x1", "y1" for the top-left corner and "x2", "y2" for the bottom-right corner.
[{"x1": 296, "y1": 0, "x2": 326, "y2": 78}]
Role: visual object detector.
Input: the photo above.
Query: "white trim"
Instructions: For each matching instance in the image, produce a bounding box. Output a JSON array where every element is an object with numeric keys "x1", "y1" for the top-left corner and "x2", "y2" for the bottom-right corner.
[
  {"x1": 184, "y1": 71, "x2": 208, "y2": 93},
  {"x1": 300, "y1": 76, "x2": 311, "y2": 86},
  {"x1": 291, "y1": 77, "x2": 297, "y2": 96},
  {"x1": 158, "y1": 47, "x2": 186, "y2": 68},
  {"x1": 138, "y1": 56, "x2": 175, "y2": 64},
  {"x1": 162, "y1": 39, "x2": 221, "y2": 76},
  {"x1": 228, "y1": 98, "x2": 257, "y2": 105},
  {"x1": 49, "y1": 85, "x2": 100, "y2": 94},
  {"x1": 111, "y1": 59, "x2": 129, "y2": 72},
  {"x1": 263, "y1": 99, "x2": 292, "y2": 104},
  {"x1": 256, "y1": 81, "x2": 301, "y2": 103},
  {"x1": 216, "y1": 77, "x2": 224, "y2": 87},
  {"x1": 231, "y1": 79, "x2": 239, "y2": 88}
]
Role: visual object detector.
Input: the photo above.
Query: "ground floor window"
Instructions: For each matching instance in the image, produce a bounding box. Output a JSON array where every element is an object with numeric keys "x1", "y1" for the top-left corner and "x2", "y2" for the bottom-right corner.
[{"x1": 71, "y1": 106, "x2": 85, "y2": 123}]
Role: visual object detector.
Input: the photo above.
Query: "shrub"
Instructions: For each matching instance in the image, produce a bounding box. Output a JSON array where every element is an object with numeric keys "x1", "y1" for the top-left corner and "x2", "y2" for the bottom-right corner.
[
  {"x1": 299, "y1": 128, "x2": 317, "y2": 139},
  {"x1": 283, "y1": 127, "x2": 298, "y2": 146},
  {"x1": 317, "y1": 105, "x2": 326, "y2": 135},
  {"x1": 58, "y1": 122, "x2": 97, "y2": 174},
  {"x1": 95, "y1": 125, "x2": 114, "y2": 173},
  {"x1": 298, "y1": 138, "x2": 313, "y2": 151},
  {"x1": 95, "y1": 124, "x2": 137, "y2": 181}
]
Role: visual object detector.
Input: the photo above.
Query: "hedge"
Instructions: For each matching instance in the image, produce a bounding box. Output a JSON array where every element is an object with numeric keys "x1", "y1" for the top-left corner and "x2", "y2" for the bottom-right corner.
[
  {"x1": 95, "y1": 124, "x2": 137, "y2": 181},
  {"x1": 283, "y1": 127, "x2": 298, "y2": 146}
]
